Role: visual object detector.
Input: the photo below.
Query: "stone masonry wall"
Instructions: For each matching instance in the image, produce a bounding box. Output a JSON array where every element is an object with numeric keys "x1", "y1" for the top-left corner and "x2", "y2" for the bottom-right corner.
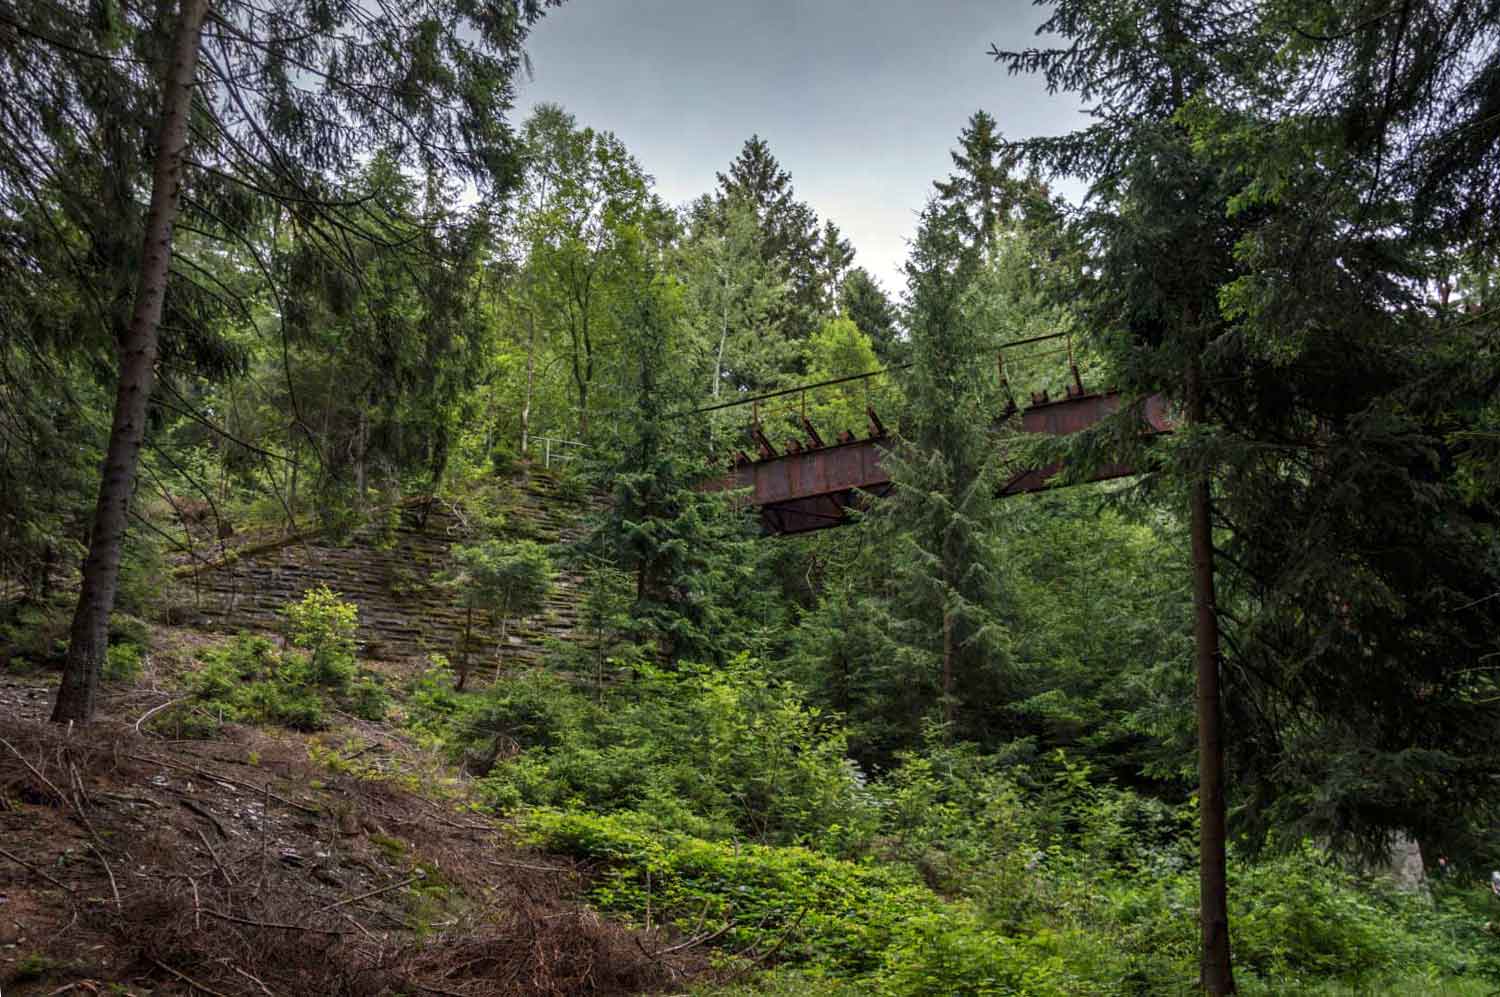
[{"x1": 174, "y1": 476, "x2": 596, "y2": 666}]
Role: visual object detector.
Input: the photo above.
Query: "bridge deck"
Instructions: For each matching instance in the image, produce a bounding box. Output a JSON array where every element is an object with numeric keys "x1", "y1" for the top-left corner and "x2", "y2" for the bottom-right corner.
[{"x1": 708, "y1": 390, "x2": 1169, "y2": 535}]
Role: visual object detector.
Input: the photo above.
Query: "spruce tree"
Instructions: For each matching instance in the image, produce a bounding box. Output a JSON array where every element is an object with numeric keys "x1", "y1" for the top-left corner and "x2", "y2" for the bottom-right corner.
[
  {"x1": 0, "y1": 0, "x2": 555, "y2": 722},
  {"x1": 994, "y1": 2, "x2": 1247, "y2": 987},
  {"x1": 933, "y1": 110, "x2": 1031, "y2": 253},
  {"x1": 588, "y1": 245, "x2": 771, "y2": 665},
  {"x1": 714, "y1": 136, "x2": 825, "y2": 346},
  {"x1": 843, "y1": 201, "x2": 1012, "y2": 742},
  {"x1": 838, "y1": 268, "x2": 902, "y2": 363}
]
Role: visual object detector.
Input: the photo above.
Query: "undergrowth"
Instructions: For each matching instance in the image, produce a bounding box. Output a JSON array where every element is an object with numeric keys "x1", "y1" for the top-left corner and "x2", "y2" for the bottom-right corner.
[
  {"x1": 149, "y1": 586, "x2": 389, "y2": 736},
  {"x1": 403, "y1": 659, "x2": 1500, "y2": 996}
]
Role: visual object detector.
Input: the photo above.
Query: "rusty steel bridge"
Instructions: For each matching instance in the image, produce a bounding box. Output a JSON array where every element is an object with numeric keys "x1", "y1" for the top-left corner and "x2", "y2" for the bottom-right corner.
[{"x1": 697, "y1": 344, "x2": 1170, "y2": 535}]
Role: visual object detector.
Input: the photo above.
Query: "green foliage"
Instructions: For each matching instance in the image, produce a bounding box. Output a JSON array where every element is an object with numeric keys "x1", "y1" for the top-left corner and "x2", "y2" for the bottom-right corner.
[
  {"x1": 463, "y1": 657, "x2": 875, "y2": 849},
  {"x1": 527, "y1": 798, "x2": 1497, "y2": 997},
  {"x1": 801, "y1": 316, "x2": 895, "y2": 441},
  {"x1": 103, "y1": 642, "x2": 143, "y2": 683},
  {"x1": 282, "y1": 585, "x2": 359, "y2": 686},
  {"x1": 158, "y1": 590, "x2": 386, "y2": 736},
  {"x1": 445, "y1": 538, "x2": 555, "y2": 684}
]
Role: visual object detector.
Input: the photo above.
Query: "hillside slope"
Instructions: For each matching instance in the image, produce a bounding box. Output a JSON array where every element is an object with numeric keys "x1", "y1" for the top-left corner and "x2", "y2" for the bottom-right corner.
[{"x1": 0, "y1": 669, "x2": 705, "y2": 996}]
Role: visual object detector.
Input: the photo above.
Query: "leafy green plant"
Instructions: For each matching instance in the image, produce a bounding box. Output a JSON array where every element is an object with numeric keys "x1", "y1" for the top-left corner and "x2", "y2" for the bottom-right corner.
[
  {"x1": 154, "y1": 590, "x2": 386, "y2": 735},
  {"x1": 283, "y1": 584, "x2": 358, "y2": 686},
  {"x1": 460, "y1": 656, "x2": 877, "y2": 850},
  {"x1": 103, "y1": 642, "x2": 143, "y2": 682}
]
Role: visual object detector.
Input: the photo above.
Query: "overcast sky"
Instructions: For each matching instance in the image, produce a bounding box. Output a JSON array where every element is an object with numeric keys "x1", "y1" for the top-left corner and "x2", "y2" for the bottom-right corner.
[{"x1": 513, "y1": 0, "x2": 1087, "y2": 294}]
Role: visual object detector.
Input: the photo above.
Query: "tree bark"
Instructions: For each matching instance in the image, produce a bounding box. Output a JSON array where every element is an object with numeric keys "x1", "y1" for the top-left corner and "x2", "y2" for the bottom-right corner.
[
  {"x1": 1187, "y1": 348, "x2": 1234, "y2": 994},
  {"x1": 713, "y1": 266, "x2": 729, "y2": 398},
  {"x1": 940, "y1": 607, "x2": 955, "y2": 728},
  {"x1": 521, "y1": 307, "x2": 536, "y2": 456},
  {"x1": 52, "y1": 0, "x2": 210, "y2": 723}
]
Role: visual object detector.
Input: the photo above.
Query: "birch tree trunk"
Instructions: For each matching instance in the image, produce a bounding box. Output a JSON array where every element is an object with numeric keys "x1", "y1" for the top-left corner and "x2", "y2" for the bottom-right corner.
[{"x1": 52, "y1": 0, "x2": 210, "y2": 723}]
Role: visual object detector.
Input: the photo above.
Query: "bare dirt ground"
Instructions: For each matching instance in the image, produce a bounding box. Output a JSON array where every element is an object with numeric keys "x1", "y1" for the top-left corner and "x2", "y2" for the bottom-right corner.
[{"x1": 0, "y1": 668, "x2": 704, "y2": 996}]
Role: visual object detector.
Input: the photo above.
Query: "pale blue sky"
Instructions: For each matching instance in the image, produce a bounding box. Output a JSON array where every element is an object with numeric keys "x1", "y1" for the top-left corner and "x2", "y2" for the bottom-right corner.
[{"x1": 514, "y1": 0, "x2": 1087, "y2": 293}]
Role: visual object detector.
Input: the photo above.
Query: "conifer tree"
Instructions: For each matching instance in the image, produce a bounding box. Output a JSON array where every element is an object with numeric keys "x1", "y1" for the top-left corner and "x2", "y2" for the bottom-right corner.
[
  {"x1": 933, "y1": 110, "x2": 1028, "y2": 253},
  {"x1": 838, "y1": 268, "x2": 902, "y2": 363},
  {"x1": 994, "y1": 2, "x2": 1246, "y2": 987},
  {"x1": 842, "y1": 201, "x2": 1012, "y2": 741},
  {"x1": 589, "y1": 246, "x2": 772, "y2": 665},
  {"x1": 0, "y1": 0, "x2": 555, "y2": 722},
  {"x1": 714, "y1": 136, "x2": 825, "y2": 345}
]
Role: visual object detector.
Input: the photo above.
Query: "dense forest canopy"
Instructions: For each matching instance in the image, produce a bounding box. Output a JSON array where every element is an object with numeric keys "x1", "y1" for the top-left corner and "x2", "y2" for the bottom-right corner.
[{"x1": 1, "y1": 0, "x2": 1499, "y2": 994}]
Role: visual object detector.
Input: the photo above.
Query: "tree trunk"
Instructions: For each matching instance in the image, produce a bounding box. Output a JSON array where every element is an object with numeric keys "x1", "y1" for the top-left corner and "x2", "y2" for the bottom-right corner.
[
  {"x1": 940, "y1": 606, "x2": 955, "y2": 728},
  {"x1": 354, "y1": 404, "x2": 368, "y2": 509},
  {"x1": 1187, "y1": 349, "x2": 1235, "y2": 994},
  {"x1": 713, "y1": 272, "x2": 729, "y2": 398},
  {"x1": 456, "y1": 605, "x2": 472, "y2": 691},
  {"x1": 521, "y1": 308, "x2": 536, "y2": 456},
  {"x1": 52, "y1": 0, "x2": 210, "y2": 724},
  {"x1": 493, "y1": 616, "x2": 508, "y2": 682}
]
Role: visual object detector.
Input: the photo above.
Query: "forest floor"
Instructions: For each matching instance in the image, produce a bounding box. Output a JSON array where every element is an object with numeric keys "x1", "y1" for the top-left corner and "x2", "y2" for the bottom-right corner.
[{"x1": 0, "y1": 654, "x2": 710, "y2": 996}]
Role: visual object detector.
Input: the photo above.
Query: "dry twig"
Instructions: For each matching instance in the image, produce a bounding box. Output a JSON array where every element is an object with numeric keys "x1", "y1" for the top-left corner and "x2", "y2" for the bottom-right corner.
[
  {"x1": 0, "y1": 844, "x2": 73, "y2": 893},
  {"x1": 0, "y1": 733, "x2": 67, "y2": 804},
  {"x1": 308, "y1": 873, "x2": 422, "y2": 916},
  {"x1": 149, "y1": 956, "x2": 233, "y2": 997},
  {"x1": 88, "y1": 842, "x2": 121, "y2": 908}
]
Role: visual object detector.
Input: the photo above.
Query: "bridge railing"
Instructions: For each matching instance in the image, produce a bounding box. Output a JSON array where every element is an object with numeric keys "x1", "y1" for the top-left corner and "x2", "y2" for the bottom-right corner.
[
  {"x1": 688, "y1": 367, "x2": 905, "y2": 467},
  {"x1": 680, "y1": 332, "x2": 1118, "y2": 473},
  {"x1": 524, "y1": 435, "x2": 588, "y2": 470}
]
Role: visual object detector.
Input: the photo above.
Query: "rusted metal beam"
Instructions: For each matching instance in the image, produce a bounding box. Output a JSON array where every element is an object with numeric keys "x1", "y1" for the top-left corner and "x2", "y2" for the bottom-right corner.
[{"x1": 712, "y1": 390, "x2": 1171, "y2": 535}]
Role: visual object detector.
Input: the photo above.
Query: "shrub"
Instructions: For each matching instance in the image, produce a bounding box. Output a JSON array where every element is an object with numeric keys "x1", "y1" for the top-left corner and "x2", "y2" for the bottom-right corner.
[
  {"x1": 103, "y1": 642, "x2": 144, "y2": 682},
  {"x1": 461, "y1": 656, "x2": 878, "y2": 850},
  {"x1": 156, "y1": 590, "x2": 387, "y2": 735},
  {"x1": 283, "y1": 584, "x2": 358, "y2": 686}
]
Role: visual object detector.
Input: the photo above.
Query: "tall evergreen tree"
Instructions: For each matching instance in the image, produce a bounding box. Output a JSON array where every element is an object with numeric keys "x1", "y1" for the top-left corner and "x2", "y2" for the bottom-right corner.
[
  {"x1": 996, "y1": 0, "x2": 1500, "y2": 989},
  {"x1": 838, "y1": 267, "x2": 902, "y2": 364},
  {"x1": 816, "y1": 219, "x2": 856, "y2": 302},
  {"x1": 0, "y1": 0, "x2": 555, "y2": 722},
  {"x1": 679, "y1": 196, "x2": 790, "y2": 398},
  {"x1": 589, "y1": 242, "x2": 772, "y2": 665},
  {"x1": 714, "y1": 136, "x2": 825, "y2": 346},
  {"x1": 827, "y1": 202, "x2": 1011, "y2": 745},
  {"x1": 994, "y1": 2, "x2": 1251, "y2": 987},
  {"x1": 933, "y1": 110, "x2": 1026, "y2": 252}
]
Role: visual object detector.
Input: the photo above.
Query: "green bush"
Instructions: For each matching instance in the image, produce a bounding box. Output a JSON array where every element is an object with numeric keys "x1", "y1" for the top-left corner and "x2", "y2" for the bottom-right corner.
[
  {"x1": 0, "y1": 601, "x2": 69, "y2": 666},
  {"x1": 459, "y1": 656, "x2": 877, "y2": 850},
  {"x1": 103, "y1": 642, "x2": 144, "y2": 682},
  {"x1": 156, "y1": 590, "x2": 387, "y2": 735},
  {"x1": 283, "y1": 584, "x2": 358, "y2": 686}
]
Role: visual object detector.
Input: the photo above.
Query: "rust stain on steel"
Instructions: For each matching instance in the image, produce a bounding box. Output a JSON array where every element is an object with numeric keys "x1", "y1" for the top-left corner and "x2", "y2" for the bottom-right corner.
[{"x1": 718, "y1": 391, "x2": 1170, "y2": 535}]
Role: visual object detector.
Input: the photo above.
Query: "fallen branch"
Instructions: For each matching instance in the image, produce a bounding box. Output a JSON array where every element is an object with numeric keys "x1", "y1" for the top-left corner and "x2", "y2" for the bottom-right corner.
[
  {"x1": 342, "y1": 911, "x2": 380, "y2": 942},
  {"x1": 148, "y1": 956, "x2": 232, "y2": 997},
  {"x1": 659, "y1": 919, "x2": 736, "y2": 956},
  {"x1": 134, "y1": 696, "x2": 188, "y2": 734},
  {"x1": 226, "y1": 961, "x2": 276, "y2": 997},
  {"x1": 0, "y1": 734, "x2": 67, "y2": 805},
  {"x1": 487, "y1": 858, "x2": 572, "y2": 874},
  {"x1": 196, "y1": 826, "x2": 237, "y2": 886},
  {"x1": 0, "y1": 844, "x2": 73, "y2": 893},
  {"x1": 196, "y1": 906, "x2": 351, "y2": 936},
  {"x1": 179, "y1": 796, "x2": 229, "y2": 839},
  {"x1": 309, "y1": 873, "x2": 422, "y2": 916},
  {"x1": 88, "y1": 842, "x2": 121, "y2": 908},
  {"x1": 127, "y1": 753, "x2": 319, "y2": 814}
]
